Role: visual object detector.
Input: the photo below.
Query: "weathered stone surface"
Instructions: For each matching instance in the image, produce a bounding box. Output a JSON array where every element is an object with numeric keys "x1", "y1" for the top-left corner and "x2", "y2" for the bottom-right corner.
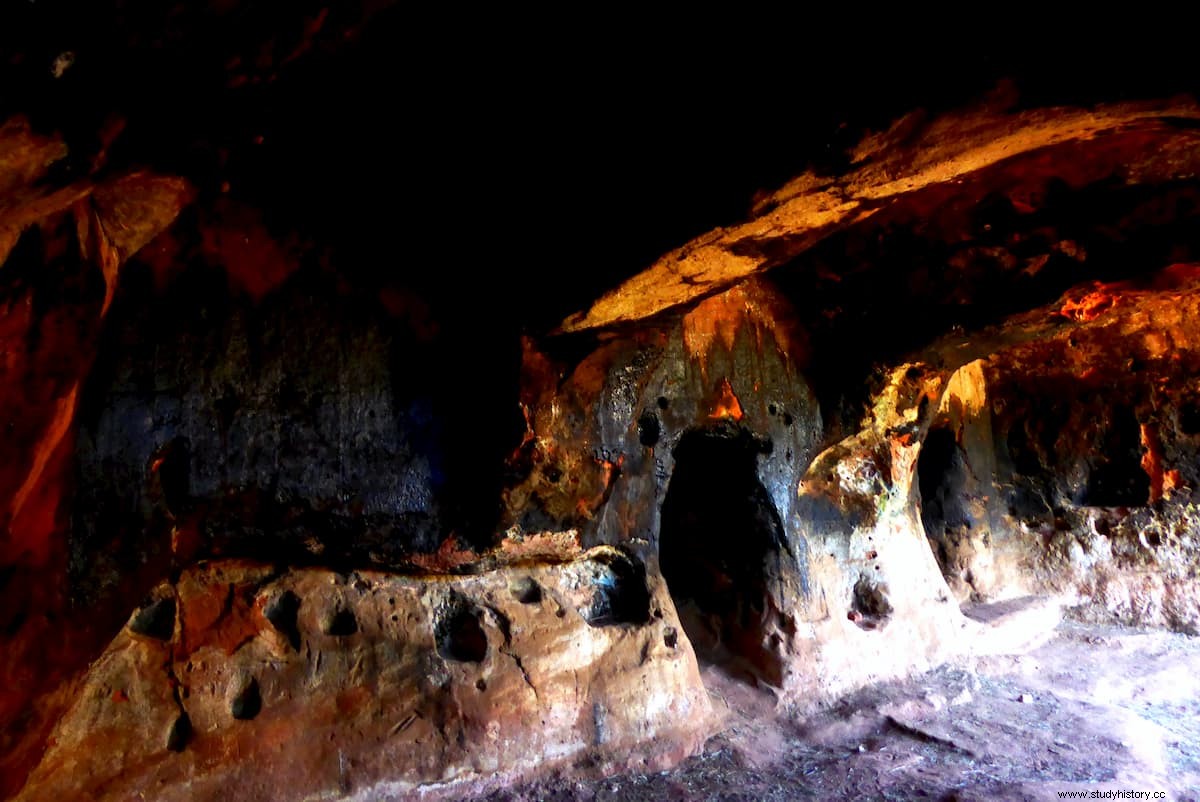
[
  {"x1": 0, "y1": 117, "x2": 192, "y2": 798},
  {"x1": 562, "y1": 100, "x2": 1200, "y2": 332},
  {"x1": 786, "y1": 362, "x2": 969, "y2": 701},
  {"x1": 505, "y1": 280, "x2": 822, "y2": 686},
  {"x1": 504, "y1": 279, "x2": 968, "y2": 706},
  {"x1": 914, "y1": 265, "x2": 1200, "y2": 632},
  {"x1": 8, "y1": 55, "x2": 1200, "y2": 801},
  {"x1": 15, "y1": 550, "x2": 710, "y2": 802},
  {"x1": 72, "y1": 262, "x2": 449, "y2": 611}
]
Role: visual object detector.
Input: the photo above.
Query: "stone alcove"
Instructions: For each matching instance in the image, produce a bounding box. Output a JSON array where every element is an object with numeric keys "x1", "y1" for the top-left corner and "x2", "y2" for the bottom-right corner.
[{"x1": 658, "y1": 424, "x2": 790, "y2": 685}]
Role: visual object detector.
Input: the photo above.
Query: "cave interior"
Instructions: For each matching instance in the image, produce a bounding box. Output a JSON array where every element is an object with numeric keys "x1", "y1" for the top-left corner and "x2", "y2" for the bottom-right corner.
[{"x1": 3, "y1": 8, "x2": 1200, "y2": 801}]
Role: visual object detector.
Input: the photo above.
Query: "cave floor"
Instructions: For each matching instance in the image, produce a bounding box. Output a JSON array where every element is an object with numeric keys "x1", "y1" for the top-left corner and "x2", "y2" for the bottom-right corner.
[{"x1": 470, "y1": 615, "x2": 1200, "y2": 802}]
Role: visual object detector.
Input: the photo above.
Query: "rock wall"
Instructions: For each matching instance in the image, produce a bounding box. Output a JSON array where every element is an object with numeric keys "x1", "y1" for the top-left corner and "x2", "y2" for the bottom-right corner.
[
  {"x1": 919, "y1": 267, "x2": 1200, "y2": 632},
  {"x1": 792, "y1": 361, "x2": 968, "y2": 700},
  {"x1": 504, "y1": 281, "x2": 823, "y2": 687},
  {"x1": 0, "y1": 118, "x2": 191, "y2": 797},
  {"x1": 15, "y1": 549, "x2": 708, "y2": 802},
  {"x1": 503, "y1": 279, "x2": 967, "y2": 704},
  {"x1": 73, "y1": 263, "x2": 449, "y2": 610}
]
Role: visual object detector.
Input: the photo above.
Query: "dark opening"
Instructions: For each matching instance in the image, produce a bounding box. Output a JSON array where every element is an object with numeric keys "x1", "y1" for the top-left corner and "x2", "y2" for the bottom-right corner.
[
  {"x1": 128, "y1": 596, "x2": 176, "y2": 641},
  {"x1": 582, "y1": 550, "x2": 651, "y2": 627},
  {"x1": 230, "y1": 677, "x2": 261, "y2": 721},
  {"x1": 1080, "y1": 406, "x2": 1149, "y2": 507},
  {"x1": 1179, "y1": 402, "x2": 1200, "y2": 436},
  {"x1": 918, "y1": 426, "x2": 975, "y2": 580},
  {"x1": 435, "y1": 596, "x2": 488, "y2": 663},
  {"x1": 637, "y1": 411, "x2": 661, "y2": 448},
  {"x1": 322, "y1": 607, "x2": 358, "y2": 637},
  {"x1": 165, "y1": 712, "x2": 191, "y2": 753},
  {"x1": 264, "y1": 591, "x2": 302, "y2": 650},
  {"x1": 509, "y1": 576, "x2": 542, "y2": 605},
  {"x1": 659, "y1": 426, "x2": 786, "y2": 684}
]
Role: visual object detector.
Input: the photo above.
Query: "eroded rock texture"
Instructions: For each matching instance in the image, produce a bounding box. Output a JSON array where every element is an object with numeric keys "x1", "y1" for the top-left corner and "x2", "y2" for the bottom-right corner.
[
  {"x1": 0, "y1": 118, "x2": 191, "y2": 796},
  {"x1": 918, "y1": 266, "x2": 1200, "y2": 632},
  {"x1": 504, "y1": 279, "x2": 966, "y2": 704},
  {"x1": 505, "y1": 281, "x2": 821, "y2": 685},
  {"x1": 503, "y1": 95, "x2": 1200, "y2": 713},
  {"x1": 15, "y1": 549, "x2": 707, "y2": 802},
  {"x1": 73, "y1": 261, "x2": 449, "y2": 606}
]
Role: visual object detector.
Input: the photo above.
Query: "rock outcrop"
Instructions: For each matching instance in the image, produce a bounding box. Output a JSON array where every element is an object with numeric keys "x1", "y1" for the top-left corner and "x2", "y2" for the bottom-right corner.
[
  {"x1": 562, "y1": 99, "x2": 1200, "y2": 332},
  {"x1": 503, "y1": 279, "x2": 968, "y2": 705},
  {"x1": 918, "y1": 265, "x2": 1200, "y2": 632},
  {"x1": 15, "y1": 550, "x2": 708, "y2": 802},
  {"x1": 0, "y1": 117, "x2": 191, "y2": 797}
]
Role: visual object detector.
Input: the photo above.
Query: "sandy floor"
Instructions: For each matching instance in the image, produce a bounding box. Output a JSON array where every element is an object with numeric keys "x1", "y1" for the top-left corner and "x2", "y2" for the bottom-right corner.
[{"x1": 469, "y1": 608, "x2": 1200, "y2": 802}]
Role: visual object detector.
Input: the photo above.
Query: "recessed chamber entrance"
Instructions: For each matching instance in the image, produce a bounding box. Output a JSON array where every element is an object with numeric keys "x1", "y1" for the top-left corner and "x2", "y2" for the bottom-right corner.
[
  {"x1": 659, "y1": 426, "x2": 787, "y2": 684},
  {"x1": 918, "y1": 426, "x2": 973, "y2": 582}
]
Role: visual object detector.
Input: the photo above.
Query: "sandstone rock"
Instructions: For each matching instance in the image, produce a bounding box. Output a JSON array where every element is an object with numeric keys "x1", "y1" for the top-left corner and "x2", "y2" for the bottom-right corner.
[
  {"x1": 504, "y1": 278, "x2": 971, "y2": 707},
  {"x1": 792, "y1": 362, "x2": 968, "y2": 701},
  {"x1": 15, "y1": 549, "x2": 710, "y2": 802},
  {"x1": 562, "y1": 101, "x2": 1200, "y2": 333},
  {"x1": 0, "y1": 117, "x2": 192, "y2": 798},
  {"x1": 914, "y1": 265, "x2": 1200, "y2": 632},
  {"x1": 7, "y1": 50, "x2": 1200, "y2": 800},
  {"x1": 503, "y1": 279, "x2": 823, "y2": 691}
]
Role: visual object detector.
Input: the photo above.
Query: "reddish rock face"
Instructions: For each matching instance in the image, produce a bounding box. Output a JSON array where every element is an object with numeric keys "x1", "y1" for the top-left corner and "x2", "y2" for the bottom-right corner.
[
  {"x1": 0, "y1": 119, "x2": 191, "y2": 797},
  {"x1": 502, "y1": 279, "x2": 824, "y2": 688},
  {"x1": 919, "y1": 266, "x2": 1200, "y2": 631},
  {"x1": 15, "y1": 551, "x2": 709, "y2": 802}
]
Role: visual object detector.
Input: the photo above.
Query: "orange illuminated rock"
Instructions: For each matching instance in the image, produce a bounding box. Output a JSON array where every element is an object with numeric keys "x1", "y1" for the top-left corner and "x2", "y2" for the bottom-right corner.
[
  {"x1": 14, "y1": 551, "x2": 711, "y2": 802},
  {"x1": 681, "y1": 281, "x2": 808, "y2": 369},
  {"x1": 708, "y1": 377, "x2": 745, "y2": 421},
  {"x1": 1058, "y1": 282, "x2": 1122, "y2": 322},
  {"x1": 562, "y1": 100, "x2": 1200, "y2": 332},
  {"x1": 917, "y1": 264, "x2": 1200, "y2": 631},
  {"x1": 0, "y1": 117, "x2": 193, "y2": 799},
  {"x1": 9, "y1": 64, "x2": 1200, "y2": 802},
  {"x1": 1140, "y1": 422, "x2": 1165, "y2": 504},
  {"x1": 503, "y1": 278, "x2": 819, "y2": 558}
]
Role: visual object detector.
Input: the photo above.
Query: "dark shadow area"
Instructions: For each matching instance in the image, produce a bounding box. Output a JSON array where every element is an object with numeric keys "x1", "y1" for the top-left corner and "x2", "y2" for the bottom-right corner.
[
  {"x1": 659, "y1": 426, "x2": 786, "y2": 685},
  {"x1": 583, "y1": 551, "x2": 651, "y2": 628},
  {"x1": 435, "y1": 595, "x2": 488, "y2": 664},
  {"x1": 1080, "y1": 406, "x2": 1150, "y2": 507},
  {"x1": 918, "y1": 426, "x2": 975, "y2": 582}
]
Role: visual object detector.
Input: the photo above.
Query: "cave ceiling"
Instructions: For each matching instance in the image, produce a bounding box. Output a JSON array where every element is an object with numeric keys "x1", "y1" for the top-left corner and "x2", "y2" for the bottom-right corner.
[{"x1": 5, "y1": 7, "x2": 1198, "y2": 333}]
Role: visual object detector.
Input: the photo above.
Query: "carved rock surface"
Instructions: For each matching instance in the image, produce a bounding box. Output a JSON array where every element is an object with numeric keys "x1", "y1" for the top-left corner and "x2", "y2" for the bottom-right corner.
[
  {"x1": 915, "y1": 265, "x2": 1200, "y2": 632},
  {"x1": 15, "y1": 550, "x2": 709, "y2": 802},
  {"x1": 505, "y1": 278, "x2": 967, "y2": 706},
  {"x1": 9, "y1": 58, "x2": 1200, "y2": 800}
]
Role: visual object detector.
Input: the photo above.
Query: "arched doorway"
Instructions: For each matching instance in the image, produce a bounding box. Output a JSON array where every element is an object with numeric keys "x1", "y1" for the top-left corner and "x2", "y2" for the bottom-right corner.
[
  {"x1": 659, "y1": 425, "x2": 787, "y2": 685},
  {"x1": 918, "y1": 426, "x2": 973, "y2": 582}
]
